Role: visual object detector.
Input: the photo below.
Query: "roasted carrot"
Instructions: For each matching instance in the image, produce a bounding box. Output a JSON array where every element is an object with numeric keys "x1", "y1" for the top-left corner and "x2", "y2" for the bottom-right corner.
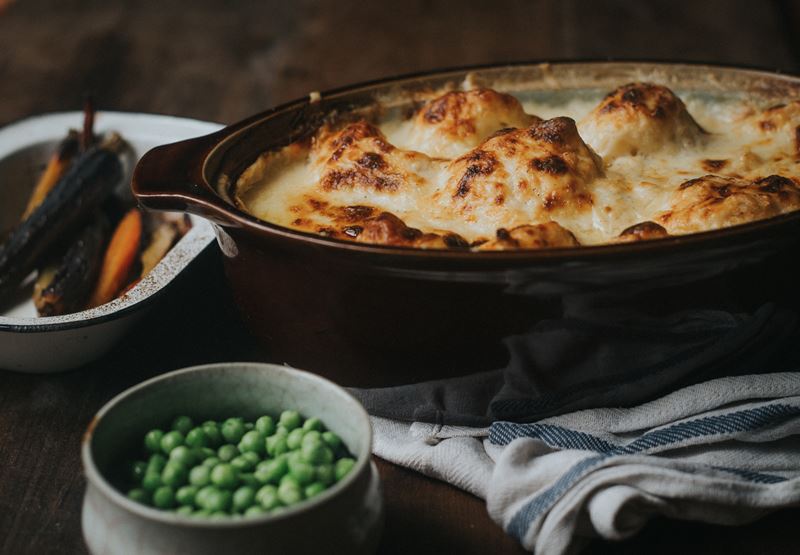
[
  {"x1": 0, "y1": 135, "x2": 125, "y2": 304},
  {"x1": 24, "y1": 96, "x2": 94, "y2": 220},
  {"x1": 21, "y1": 131, "x2": 80, "y2": 220},
  {"x1": 34, "y1": 215, "x2": 109, "y2": 316},
  {"x1": 87, "y1": 208, "x2": 142, "y2": 308}
]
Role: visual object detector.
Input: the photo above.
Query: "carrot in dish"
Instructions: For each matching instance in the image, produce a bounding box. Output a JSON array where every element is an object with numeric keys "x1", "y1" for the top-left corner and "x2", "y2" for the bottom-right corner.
[
  {"x1": 21, "y1": 131, "x2": 80, "y2": 220},
  {"x1": 34, "y1": 215, "x2": 109, "y2": 316},
  {"x1": 87, "y1": 208, "x2": 142, "y2": 308},
  {"x1": 23, "y1": 97, "x2": 95, "y2": 220},
  {"x1": 0, "y1": 134, "x2": 125, "y2": 304}
]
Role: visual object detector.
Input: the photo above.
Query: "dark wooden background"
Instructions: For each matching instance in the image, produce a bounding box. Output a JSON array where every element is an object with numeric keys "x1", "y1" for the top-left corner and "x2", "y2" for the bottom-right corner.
[{"x1": 0, "y1": 1, "x2": 797, "y2": 553}]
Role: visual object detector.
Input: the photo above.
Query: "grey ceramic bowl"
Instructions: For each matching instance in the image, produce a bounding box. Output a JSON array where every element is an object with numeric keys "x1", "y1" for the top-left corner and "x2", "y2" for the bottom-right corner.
[{"x1": 81, "y1": 362, "x2": 383, "y2": 555}]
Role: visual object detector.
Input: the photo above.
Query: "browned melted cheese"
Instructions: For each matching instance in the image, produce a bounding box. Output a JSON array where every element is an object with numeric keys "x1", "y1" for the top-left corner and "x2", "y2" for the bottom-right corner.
[
  {"x1": 656, "y1": 174, "x2": 800, "y2": 234},
  {"x1": 234, "y1": 83, "x2": 800, "y2": 250}
]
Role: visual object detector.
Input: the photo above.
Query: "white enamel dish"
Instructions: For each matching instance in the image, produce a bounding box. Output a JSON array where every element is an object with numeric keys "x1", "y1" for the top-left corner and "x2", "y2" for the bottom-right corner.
[{"x1": 0, "y1": 112, "x2": 223, "y2": 373}]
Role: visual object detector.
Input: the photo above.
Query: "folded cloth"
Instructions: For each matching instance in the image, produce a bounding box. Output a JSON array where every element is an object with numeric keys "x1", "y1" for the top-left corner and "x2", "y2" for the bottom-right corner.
[
  {"x1": 369, "y1": 372, "x2": 800, "y2": 555},
  {"x1": 356, "y1": 302, "x2": 800, "y2": 427}
]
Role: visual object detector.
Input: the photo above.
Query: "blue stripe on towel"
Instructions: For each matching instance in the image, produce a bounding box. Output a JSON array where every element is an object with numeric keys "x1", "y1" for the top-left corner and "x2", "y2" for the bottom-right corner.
[
  {"x1": 495, "y1": 402, "x2": 800, "y2": 542},
  {"x1": 490, "y1": 403, "x2": 799, "y2": 455},
  {"x1": 490, "y1": 422, "x2": 619, "y2": 452}
]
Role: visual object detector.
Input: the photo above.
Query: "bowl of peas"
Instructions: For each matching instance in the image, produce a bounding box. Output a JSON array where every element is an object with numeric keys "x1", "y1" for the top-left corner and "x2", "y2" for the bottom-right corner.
[{"x1": 81, "y1": 362, "x2": 382, "y2": 555}]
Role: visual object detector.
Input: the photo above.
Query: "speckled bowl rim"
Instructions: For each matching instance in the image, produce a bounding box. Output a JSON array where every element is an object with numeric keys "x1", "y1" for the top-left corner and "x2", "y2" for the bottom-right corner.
[{"x1": 82, "y1": 362, "x2": 374, "y2": 528}]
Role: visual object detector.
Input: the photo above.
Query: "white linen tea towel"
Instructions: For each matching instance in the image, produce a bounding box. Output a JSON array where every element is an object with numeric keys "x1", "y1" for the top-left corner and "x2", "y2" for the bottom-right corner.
[{"x1": 369, "y1": 372, "x2": 800, "y2": 555}]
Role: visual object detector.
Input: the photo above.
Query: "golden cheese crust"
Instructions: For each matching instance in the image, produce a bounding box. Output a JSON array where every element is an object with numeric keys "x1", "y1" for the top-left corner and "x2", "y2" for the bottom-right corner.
[
  {"x1": 311, "y1": 121, "x2": 432, "y2": 194},
  {"x1": 407, "y1": 89, "x2": 538, "y2": 159},
  {"x1": 235, "y1": 82, "x2": 800, "y2": 250},
  {"x1": 476, "y1": 222, "x2": 580, "y2": 250},
  {"x1": 579, "y1": 82, "x2": 706, "y2": 159},
  {"x1": 356, "y1": 211, "x2": 469, "y2": 249},
  {"x1": 615, "y1": 221, "x2": 669, "y2": 243},
  {"x1": 657, "y1": 174, "x2": 800, "y2": 234},
  {"x1": 441, "y1": 117, "x2": 602, "y2": 226}
]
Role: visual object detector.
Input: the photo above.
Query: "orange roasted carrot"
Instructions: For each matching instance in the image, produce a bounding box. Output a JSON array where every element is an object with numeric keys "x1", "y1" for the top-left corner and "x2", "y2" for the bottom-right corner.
[
  {"x1": 87, "y1": 208, "x2": 142, "y2": 308},
  {"x1": 22, "y1": 131, "x2": 80, "y2": 220}
]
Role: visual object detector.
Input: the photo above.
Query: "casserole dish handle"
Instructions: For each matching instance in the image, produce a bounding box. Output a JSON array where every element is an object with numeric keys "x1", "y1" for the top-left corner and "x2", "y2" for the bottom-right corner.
[{"x1": 131, "y1": 134, "x2": 239, "y2": 226}]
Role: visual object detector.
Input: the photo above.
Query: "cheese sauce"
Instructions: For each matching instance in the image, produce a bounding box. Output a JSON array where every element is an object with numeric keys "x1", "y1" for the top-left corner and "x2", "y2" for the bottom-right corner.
[{"x1": 235, "y1": 83, "x2": 800, "y2": 249}]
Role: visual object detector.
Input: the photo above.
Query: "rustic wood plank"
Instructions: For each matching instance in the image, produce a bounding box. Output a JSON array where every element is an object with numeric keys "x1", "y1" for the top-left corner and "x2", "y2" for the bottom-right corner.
[
  {"x1": 1, "y1": 0, "x2": 794, "y2": 127},
  {"x1": 375, "y1": 459, "x2": 527, "y2": 554}
]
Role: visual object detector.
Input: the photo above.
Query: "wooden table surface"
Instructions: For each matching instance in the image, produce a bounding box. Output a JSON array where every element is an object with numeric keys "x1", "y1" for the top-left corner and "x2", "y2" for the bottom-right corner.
[{"x1": 0, "y1": 1, "x2": 798, "y2": 553}]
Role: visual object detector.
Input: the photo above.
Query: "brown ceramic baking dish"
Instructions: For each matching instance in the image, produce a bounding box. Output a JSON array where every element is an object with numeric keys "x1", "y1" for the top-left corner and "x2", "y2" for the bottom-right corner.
[{"x1": 132, "y1": 62, "x2": 800, "y2": 388}]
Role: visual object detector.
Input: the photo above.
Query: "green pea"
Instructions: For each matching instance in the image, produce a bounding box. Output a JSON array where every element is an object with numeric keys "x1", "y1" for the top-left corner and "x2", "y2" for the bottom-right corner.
[
  {"x1": 171, "y1": 416, "x2": 194, "y2": 436},
  {"x1": 185, "y1": 427, "x2": 208, "y2": 448},
  {"x1": 300, "y1": 441, "x2": 328, "y2": 465},
  {"x1": 288, "y1": 458, "x2": 315, "y2": 486},
  {"x1": 242, "y1": 451, "x2": 260, "y2": 466},
  {"x1": 144, "y1": 429, "x2": 164, "y2": 454},
  {"x1": 127, "y1": 488, "x2": 149, "y2": 505},
  {"x1": 152, "y1": 486, "x2": 175, "y2": 509},
  {"x1": 239, "y1": 472, "x2": 259, "y2": 487},
  {"x1": 315, "y1": 464, "x2": 335, "y2": 486},
  {"x1": 169, "y1": 445, "x2": 195, "y2": 467},
  {"x1": 244, "y1": 422, "x2": 255, "y2": 431},
  {"x1": 197, "y1": 447, "x2": 215, "y2": 460},
  {"x1": 221, "y1": 418, "x2": 246, "y2": 444},
  {"x1": 279, "y1": 474, "x2": 301, "y2": 489},
  {"x1": 302, "y1": 417, "x2": 323, "y2": 432},
  {"x1": 193, "y1": 508, "x2": 212, "y2": 518},
  {"x1": 142, "y1": 471, "x2": 162, "y2": 492},
  {"x1": 255, "y1": 415, "x2": 275, "y2": 436},
  {"x1": 161, "y1": 461, "x2": 188, "y2": 488},
  {"x1": 254, "y1": 457, "x2": 288, "y2": 485},
  {"x1": 277, "y1": 480, "x2": 303, "y2": 506},
  {"x1": 217, "y1": 444, "x2": 239, "y2": 462},
  {"x1": 304, "y1": 482, "x2": 326, "y2": 498},
  {"x1": 301, "y1": 430, "x2": 322, "y2": 446},
  {"x1": 266, "y1": 435, "x2": 288, "y2": 457},
  {"x1": 194, "y1": 485, "x2": 216, "y2": 509},
  {"x1": 176, "y1": 505, "x2": 194, "y2": 516},
  {"x1": 286, "y1": 428, "x2": 305, "y2": 450},
  {"x1": 278, "y1": 410, "x2": 301, "y2": 431},
  {"x1": 147, "y1": 453, "x2": 167, "y2": 473},
  {"x1": 335, "y1": 458, "x2": 356, "y2": 481},
  {"x1": 176, "y1": 485, "x2": 198, "y2": 506},
  {"x1": 238, "y1": 430, "x2": 266, "y2": 455},
  {"x1": 245, "y1": 505, "x2": 267, "y2": 517},
  {"x1": 210, "y1": 510, "x2": 228, "y2": 519},
  {"x1": 232, "y1": 486, "x2": 256, "y2": 512},
  {"x1": 275, "y1": 425, "x2": 290, "y2": 437},
  {"x1": 210, "y1": 463, "x2": 239, "y2": 489},
  {"x1": 256, "y1": 485, "x2": 281, "y2": 510},
  {"x1": 160, "y1": 431, "x2": 185, "y2": 455},
  {"x1": 201, "y1": 421, "x2": 222, "y2": 447},
  {"x1": 204, "y1": 488, "x2": 232, "y2": 512},
  {"x1": 321, "y1": 431, "x2": 342, "y2": 451},
  {"x1": 189, "y1": 465, "x2": 211, "y2": 487},
  {"x1": 202, "y1": 456, "x2": 220, "y2": 468},
  {"x1": 130, "y1": 460, "x2": 148, "y2": 483},
  {"x1": 231, "y1": 455, "x2": 255, "y2": 472}
]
